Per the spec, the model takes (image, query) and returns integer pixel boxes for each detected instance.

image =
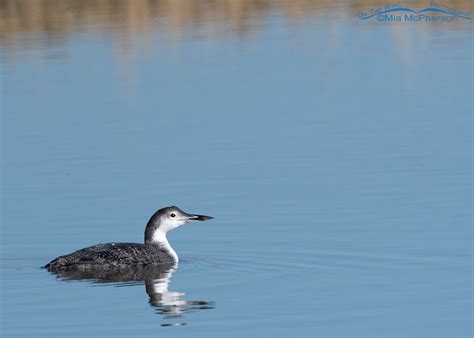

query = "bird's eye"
[170,213,176,218]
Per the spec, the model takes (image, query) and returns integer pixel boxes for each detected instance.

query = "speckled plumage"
[44,243,174,270]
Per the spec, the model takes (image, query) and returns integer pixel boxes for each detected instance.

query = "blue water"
[1,3,472,337]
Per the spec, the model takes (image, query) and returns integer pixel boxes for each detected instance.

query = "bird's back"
[44,243,174,271]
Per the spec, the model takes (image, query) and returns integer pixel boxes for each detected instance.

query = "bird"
[44,206,213,270]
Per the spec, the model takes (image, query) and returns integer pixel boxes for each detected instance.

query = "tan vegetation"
[1,0,470,53]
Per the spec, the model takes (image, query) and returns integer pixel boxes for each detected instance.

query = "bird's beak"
[187,214,214,221]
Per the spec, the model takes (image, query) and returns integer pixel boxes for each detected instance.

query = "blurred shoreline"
[1,0,471,51]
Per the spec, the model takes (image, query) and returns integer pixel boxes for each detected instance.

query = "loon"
[44,206,213,271]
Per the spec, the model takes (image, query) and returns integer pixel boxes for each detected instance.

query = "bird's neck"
[148,229,178,262]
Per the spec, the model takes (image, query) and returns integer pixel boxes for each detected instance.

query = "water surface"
[1,1,472,337]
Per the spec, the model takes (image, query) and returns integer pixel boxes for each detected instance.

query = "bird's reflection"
[48,264,214,326]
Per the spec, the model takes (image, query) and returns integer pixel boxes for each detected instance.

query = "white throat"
[151,229,179,262]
